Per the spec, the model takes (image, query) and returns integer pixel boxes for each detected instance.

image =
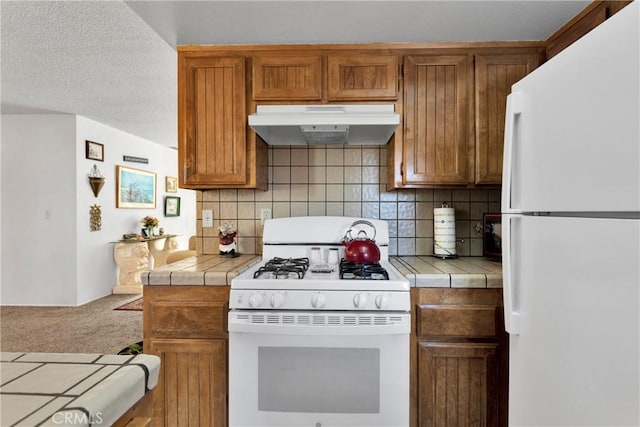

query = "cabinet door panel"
[404,55,471,185]
[252,55,322,100]
[419,342,498,427]
[475,54,540,184]
[180,56,246,186]
[328,55,398,100]
[149,338,227,427]
[147,300,227,339]
[417,304,498,339]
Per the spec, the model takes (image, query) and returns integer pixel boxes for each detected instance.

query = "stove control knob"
[311,293,326,309]
[353,293,368,308]
[270,293,285,308]
[249,293,264,308]
[375,294,389,309]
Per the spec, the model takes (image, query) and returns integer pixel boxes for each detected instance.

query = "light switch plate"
[203,209,214,228]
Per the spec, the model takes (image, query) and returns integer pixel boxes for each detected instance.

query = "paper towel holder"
[433,202,459,259]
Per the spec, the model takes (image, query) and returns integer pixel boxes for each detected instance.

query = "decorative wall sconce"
[90,204,102,231]
[88,164,105,197]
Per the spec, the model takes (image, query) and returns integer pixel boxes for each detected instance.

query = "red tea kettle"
[341,220,381,263]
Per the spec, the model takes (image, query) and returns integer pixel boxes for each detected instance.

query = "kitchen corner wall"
[196,146,500,256]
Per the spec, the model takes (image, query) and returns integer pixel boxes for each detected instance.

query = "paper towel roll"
[434,204,457,257]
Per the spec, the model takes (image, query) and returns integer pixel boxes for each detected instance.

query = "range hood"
[248,104,400,145]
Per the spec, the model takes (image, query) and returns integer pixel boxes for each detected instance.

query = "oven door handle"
[228,322,410,336]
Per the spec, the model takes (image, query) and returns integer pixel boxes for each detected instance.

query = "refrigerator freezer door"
[503,2,639,213]
[505,215,639,426]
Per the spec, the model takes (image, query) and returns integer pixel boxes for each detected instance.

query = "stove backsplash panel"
[195,146,500,256]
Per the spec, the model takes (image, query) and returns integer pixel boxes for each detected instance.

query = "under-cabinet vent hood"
[248,104,400,145]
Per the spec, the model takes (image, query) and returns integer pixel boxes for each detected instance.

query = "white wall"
[1,114,196,306]
[2,115,78,305]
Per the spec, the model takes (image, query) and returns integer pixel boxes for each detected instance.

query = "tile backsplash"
[196,146,500,256]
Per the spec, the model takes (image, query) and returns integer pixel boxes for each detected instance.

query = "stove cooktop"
[232,257,409,292]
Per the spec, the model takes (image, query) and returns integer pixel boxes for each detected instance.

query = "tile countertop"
[390,256,503,288]
[141,254,501,288]
[142,254,261,286]
[0,352,160,427]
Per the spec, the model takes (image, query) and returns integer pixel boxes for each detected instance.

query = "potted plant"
[141,216,159,237]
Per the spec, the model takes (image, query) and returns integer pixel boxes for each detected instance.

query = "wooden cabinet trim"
[178,41,546,53]
[544,1,633,59]
[546,2,607,59]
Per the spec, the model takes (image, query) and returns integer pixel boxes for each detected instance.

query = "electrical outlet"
[203,210,214,228]
[260,208,272,225]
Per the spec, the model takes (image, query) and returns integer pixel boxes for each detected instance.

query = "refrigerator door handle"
[502,214,521,335]
[502,92,524,214]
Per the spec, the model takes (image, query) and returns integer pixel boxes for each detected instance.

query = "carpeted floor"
[0,294,143,354]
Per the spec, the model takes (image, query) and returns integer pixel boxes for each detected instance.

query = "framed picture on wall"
[85,140,104,161]
[116,165,156,209]
[165,176,178,193]
[164,196,181,217]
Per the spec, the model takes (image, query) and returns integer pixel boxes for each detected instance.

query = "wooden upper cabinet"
[545,2,607,59]
[252,55,322,100]
[545,1,631,59]
[179,55,248,187]
[475,53,540,185]
[327,54,398,100]
[403,54,472,185]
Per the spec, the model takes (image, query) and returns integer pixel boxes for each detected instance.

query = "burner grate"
[253,257,310,279]
[339,260,389,280]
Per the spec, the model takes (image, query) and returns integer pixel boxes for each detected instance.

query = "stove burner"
[253,257,310,279]
[339,260,389,280]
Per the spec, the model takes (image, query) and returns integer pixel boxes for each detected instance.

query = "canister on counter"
[433,202,458,259]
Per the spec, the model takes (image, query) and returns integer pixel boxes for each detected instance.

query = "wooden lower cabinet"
[144,286,229,426]
[412,288,508,427]
[147,338,227,427]
[419,342,498,427]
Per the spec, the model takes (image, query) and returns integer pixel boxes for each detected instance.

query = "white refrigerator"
[501,1,639,426]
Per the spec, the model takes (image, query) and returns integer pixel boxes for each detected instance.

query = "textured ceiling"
[1,1,178,147]
[1,1,590,148]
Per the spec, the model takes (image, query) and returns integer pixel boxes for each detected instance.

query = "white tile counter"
[0,352,160,427]
[391,256,502,288]
[142,254,261,286]
[142,254,501,288]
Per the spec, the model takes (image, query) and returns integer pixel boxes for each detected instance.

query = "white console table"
[112,235,178,294]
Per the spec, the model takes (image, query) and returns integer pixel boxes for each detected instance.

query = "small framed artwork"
[116,165,157,209]
[164,196,181,217]
[165,176,178,193]
[85,140,104,161]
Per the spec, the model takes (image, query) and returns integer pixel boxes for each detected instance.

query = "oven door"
[228,310,410,427]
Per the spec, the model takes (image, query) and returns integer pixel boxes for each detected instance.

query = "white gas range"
[228,216,410,427]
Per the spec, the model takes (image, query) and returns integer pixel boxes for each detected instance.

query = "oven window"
[258,347,380,414]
